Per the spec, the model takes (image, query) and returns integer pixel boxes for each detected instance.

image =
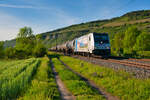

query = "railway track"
[58,58,118,100]
[107,59,150,70]
[71,55,150,78]
[109,56,150,63]
[81,55,150,70]
[72,55,150,70]
[129,58,150,62]
[94,56,150,70]
[51,52,150,78]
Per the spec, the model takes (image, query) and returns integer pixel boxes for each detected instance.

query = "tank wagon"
[50,32,111,57]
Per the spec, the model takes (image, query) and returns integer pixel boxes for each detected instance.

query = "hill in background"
[39,10,150,47]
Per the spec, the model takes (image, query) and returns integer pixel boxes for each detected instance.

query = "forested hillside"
[4,10,150,58]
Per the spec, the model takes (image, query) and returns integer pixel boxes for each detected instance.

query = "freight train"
[50,32,111,57]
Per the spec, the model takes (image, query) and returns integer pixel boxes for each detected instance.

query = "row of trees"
[0,27,47,59]
[112,26,150,57]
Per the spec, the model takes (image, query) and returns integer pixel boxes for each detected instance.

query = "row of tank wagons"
[52,40,74,53]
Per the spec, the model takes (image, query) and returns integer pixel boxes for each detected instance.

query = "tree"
[33,35,47,57]
[114,32,125,56]
[16,26,35,47]
[33,43,47,57]
[1,27,47,59]
[134,32,150,51]
[36,34,42,41]
[4,47,16,59]
[17,26,33,38]
[15,27,36,57]
[123,26,141,55]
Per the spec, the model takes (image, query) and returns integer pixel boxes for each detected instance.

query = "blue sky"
[0,0,150,41]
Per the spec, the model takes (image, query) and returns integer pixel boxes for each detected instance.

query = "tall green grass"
[52,58,105,100]
[17,57,61,100]
[0,58,36,86]
[60,56,150,100]
[0,59,31,74]
[0,59,40,100]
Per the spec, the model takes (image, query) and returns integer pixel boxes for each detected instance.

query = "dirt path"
[50,59,75,100]
[58,58,119,100]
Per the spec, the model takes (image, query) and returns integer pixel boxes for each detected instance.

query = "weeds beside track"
[59,55,150,100]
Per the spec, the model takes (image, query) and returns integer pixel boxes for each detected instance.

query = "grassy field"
[18,57,61,100]
[0,57,61,100]
[52,58,105,100]
[59,55,150,100]
[0,58,40,100]
[1,52,150,100]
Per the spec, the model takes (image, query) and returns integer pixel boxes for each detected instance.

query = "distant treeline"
[111,26,150,58]
[0,27,47,59]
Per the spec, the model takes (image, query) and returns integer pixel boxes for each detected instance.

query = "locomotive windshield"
[94,34,109,43]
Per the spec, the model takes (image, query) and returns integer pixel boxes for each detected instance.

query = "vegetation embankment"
[18,57,61,100]
[52,57,106,100]
[58,54,150,100]
[0,58,40,100]
[112,26,150,58]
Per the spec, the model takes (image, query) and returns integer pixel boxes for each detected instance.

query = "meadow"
[0,58,40,100]
[1,52,150,100]
[18,57,61,100]
[0,57,60,100]
[52,58,105,100]
[60,55,150,100]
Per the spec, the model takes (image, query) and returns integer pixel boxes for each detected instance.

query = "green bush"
[4,47,16,59]
[123,26,140,55]
[134,32,150,51]
[33,43,47,57]
[112,26,150,58]
[137,51,150,58]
